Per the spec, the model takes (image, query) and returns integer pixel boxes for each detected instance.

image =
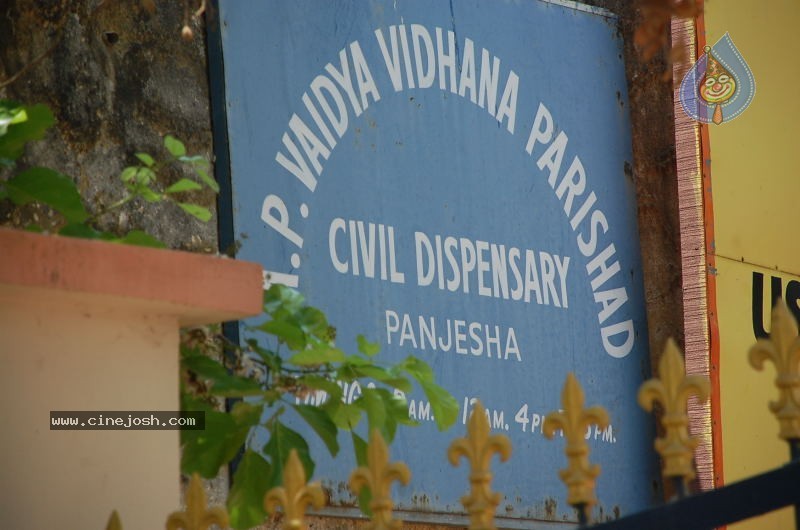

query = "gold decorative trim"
[349,429,411,530]
[639,339,710,484]
[749,300,800,440]
[448,401,512,530]
[543,373,609,514]
[165,473,229,530]
[105,510,122,530]
[264,449,326,530]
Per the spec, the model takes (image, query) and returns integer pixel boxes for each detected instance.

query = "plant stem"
[86,194,134,224]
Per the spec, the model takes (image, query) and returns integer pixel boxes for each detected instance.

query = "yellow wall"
[704,2,800,528]
[706,0,800,272]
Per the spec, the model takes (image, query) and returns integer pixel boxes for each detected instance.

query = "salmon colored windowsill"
[0,227,263,325]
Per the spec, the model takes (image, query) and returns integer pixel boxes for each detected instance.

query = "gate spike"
[448,400,512,530]
[165,473,229,530]
[544,373,609,524]
[264,449,325,530]
[349,429,411,530]
[105,510,122,530]
[749,300,800,441]
[638,339,710,485]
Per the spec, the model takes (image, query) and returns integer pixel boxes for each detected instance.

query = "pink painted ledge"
[0,227,263,325]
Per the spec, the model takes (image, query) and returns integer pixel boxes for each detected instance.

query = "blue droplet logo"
[680,33,755,124]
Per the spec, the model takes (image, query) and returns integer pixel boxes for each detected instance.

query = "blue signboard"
[218,0,657,524]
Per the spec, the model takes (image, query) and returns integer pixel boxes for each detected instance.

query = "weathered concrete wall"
[0,0,216,251]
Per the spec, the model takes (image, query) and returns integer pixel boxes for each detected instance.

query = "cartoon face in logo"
[697,49,737,124]
[679,34,755,125]
[700,72,736,104]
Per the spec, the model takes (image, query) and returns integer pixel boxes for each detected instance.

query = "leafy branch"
[181,284,458,529]
[0,100,216,247]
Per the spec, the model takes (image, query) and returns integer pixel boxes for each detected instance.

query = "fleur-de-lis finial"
[749,300,800,440]
[264,449,326,530]
[543,373,609,521]
[105,510,122,530]
[448,401,512,530]
[349,429,411,530]
[638,338,710,484]
[165,473,230,530]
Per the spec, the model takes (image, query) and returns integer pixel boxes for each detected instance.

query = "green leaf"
[263,284,305,315]
[164,134,187,157]
[114,230,167,248]
[263,420,314,490]
[421,380,458,430]
[0,103,26,136]
[292,404,340,456]
[354,388,387,436]
[135,152,155,167]
[336,363,361,383]
[246,339,282,372]
[357,335,381,357]
[165,178,202,194]
[343,354,370,366]
[256,318,306,350]
[352,431,368,466]
[299,375,343,402]
[135,167,157,185]
[178,154,207,165]
[120,166,138,182]
[6,167,88,223]
[347,364,412,394]
[384,390,416,430]
[288,345,346,366]
[359,388,412,442]
[180,413,233,476]
[227,450,271,530]
[182,352,263,397]
[400,357,458,431]
[177,202,212,222]
[323,399,362,430]
[297,307,330,337]
[0,103,54,161]
[180,401,259,478]
[351,432,372,515]
[9,110,27,125]
[137,185,162,203]
[398,356,434,382]
[195,167,220,192]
